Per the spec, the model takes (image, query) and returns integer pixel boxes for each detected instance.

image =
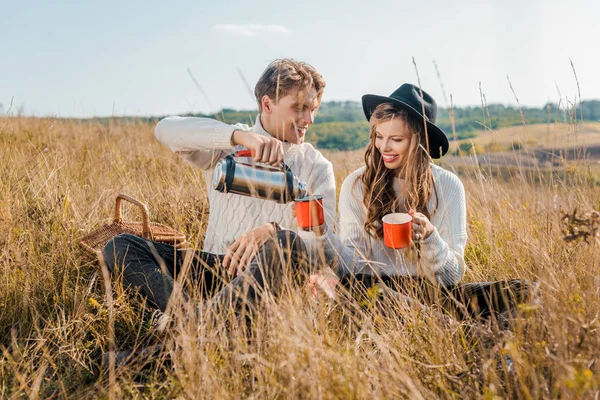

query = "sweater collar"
[255,114,297,154]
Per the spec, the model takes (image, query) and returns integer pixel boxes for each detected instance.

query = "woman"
[339,83,465,287]
[312,83,532,322]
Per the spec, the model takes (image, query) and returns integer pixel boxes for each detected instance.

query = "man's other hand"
[223,223,277,277]
[232,130,284,167]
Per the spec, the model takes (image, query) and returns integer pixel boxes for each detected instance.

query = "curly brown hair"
[254,59,326,112]
[360,103,438,239]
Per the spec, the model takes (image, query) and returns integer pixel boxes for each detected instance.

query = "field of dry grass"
[451,121,600,154]
[476,122,600,147]
[1,116,599,398]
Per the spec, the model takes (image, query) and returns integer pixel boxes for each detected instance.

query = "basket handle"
[114,194,152,239]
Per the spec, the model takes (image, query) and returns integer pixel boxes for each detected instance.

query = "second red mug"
[295,195,325,229]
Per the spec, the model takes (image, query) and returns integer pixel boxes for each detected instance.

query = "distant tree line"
[95,100,600,151]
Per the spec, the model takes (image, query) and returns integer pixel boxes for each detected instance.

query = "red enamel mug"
[295,195,325,229]
[382,213,413,249]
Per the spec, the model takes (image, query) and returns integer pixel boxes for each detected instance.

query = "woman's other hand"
[308,269,339,302]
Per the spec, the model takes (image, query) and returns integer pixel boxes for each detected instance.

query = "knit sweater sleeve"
[306,156,336,229]
[295,155,340,269]
[154,116,248,170]
[419,170,468,286]
[296,166,366,279]
[335,169,372,277]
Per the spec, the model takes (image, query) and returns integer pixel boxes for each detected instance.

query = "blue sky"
[1,0,598,117]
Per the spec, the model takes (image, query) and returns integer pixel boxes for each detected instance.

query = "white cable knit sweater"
[154,114,337,255]
[336,165,468,286]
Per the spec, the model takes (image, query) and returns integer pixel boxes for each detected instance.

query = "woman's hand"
[223,223,276,277]
[291,203,327,237]
[308,269,339,302]
[408,209,434,241]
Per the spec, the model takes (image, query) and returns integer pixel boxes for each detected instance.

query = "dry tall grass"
[1,116,599,398]
[460,121,600,150]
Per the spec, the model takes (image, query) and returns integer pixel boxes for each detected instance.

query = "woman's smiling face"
[374,117,413,174]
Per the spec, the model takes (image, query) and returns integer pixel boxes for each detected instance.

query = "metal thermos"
[212,150,308,203]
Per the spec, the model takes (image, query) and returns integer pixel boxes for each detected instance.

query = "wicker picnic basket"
[80,194,187,256]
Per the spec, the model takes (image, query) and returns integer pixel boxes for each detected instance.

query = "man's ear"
[261,95,273,114]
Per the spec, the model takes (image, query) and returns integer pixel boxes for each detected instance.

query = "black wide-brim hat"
[362,83,449,158]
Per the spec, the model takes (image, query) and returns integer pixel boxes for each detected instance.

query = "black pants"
[102,231,308,315]
[340,273,536,323]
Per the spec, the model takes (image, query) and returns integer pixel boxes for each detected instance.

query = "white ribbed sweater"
[154,114,337,255]
[336,165,467,286]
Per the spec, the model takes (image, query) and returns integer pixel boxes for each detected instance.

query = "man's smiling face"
[263,88,320,144]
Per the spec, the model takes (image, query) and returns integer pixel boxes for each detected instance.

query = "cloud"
[214,24,290,37]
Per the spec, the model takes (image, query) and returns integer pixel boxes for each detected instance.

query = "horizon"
[4,97,598,121]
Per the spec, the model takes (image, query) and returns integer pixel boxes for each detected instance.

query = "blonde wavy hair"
[360,103,438,239]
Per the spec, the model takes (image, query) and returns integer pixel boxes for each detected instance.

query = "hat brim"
[362,94,449,159]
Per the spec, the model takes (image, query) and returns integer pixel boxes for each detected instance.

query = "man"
[103,59,336,323]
